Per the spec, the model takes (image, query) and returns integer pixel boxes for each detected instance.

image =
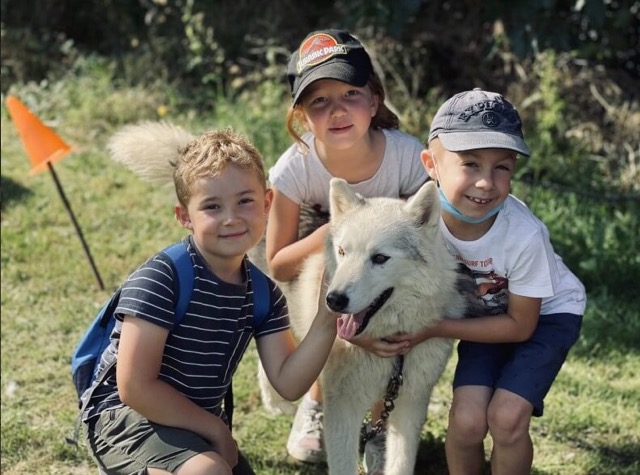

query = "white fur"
[260,178,466,474]
[107,121,194,188]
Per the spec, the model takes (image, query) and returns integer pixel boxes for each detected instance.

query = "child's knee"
[487,399,531,444]
[176,452,233,475]
[448,401,488,441]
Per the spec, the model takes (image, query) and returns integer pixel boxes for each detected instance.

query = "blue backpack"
[70,241,270,410]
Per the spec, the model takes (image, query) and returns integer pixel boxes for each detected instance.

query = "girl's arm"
[266,188,329,282]
[350,294,542,356]
[117,316,237,467]
[256,308,337,401]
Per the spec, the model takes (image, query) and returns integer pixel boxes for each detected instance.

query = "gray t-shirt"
[269,129,428,211]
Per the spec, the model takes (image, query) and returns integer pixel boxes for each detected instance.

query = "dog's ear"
[329,178,365,218]
[405,181,441,227]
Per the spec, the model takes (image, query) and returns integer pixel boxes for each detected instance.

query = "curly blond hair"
[173,128,266,207]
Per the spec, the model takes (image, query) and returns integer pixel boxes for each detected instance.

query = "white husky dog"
[107,122,474,475]
[258,177,468,475]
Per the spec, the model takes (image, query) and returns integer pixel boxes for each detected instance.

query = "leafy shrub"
[5,55,176,142]
[513,182,639,300]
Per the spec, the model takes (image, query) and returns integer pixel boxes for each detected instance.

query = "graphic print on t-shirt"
[459,264,509,315]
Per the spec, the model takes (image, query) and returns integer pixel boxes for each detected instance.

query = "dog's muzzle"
[330,287,394,338]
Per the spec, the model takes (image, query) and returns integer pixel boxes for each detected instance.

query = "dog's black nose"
[326,291,349,312]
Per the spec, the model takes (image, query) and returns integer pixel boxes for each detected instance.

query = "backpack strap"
[161,241,194,328]
[226,261,271,432]
[69,241,195,446]
[248,261,270,327]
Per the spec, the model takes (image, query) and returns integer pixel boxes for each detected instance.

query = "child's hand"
[347,321,445,356]
[217,436,239,469]
[206,417,239,468]
[386,323,444,350]
[347,331,410,357]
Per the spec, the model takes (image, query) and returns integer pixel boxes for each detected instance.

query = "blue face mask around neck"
[437,187,503,224]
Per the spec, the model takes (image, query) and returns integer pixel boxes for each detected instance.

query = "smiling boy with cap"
[420,88,585,474]
[358,88,586,474]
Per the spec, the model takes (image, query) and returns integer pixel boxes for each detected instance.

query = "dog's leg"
[257,361,297,416]
[384,392,431,475]
[323,382,369,474]
[324,399,364,474]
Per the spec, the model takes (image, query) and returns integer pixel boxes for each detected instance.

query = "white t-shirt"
[268,129,428,212]
[440,195,586,316]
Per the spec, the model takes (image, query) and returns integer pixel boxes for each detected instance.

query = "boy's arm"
[117,315,237,467]
[256,308,337,401]
[350,294,541,355]
[416,294,541,343]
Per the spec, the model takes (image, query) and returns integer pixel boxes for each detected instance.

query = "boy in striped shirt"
[83,128,338,475]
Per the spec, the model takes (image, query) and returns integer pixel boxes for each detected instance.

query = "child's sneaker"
[363,428,386,475]
[286,394,326,463]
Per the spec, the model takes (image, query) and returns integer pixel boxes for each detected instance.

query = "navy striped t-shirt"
[82,236,290,423]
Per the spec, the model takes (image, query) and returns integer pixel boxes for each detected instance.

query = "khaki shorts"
[85,406,255,475]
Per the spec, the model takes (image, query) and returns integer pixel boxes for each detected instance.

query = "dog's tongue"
[337,311,366,340]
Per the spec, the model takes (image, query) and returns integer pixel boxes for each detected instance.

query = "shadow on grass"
[251,435,639,474]
[568,438,640,474]
[414,434,450,474]
[247,457,325,474]
[247,434,486,474]
[0,174,31,213]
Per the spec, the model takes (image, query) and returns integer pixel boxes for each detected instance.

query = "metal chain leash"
[360,355,404,445]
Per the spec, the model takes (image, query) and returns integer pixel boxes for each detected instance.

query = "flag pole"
[5,95,105,290]
[46,162,105,290]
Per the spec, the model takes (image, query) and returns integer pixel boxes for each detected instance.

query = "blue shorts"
[453,312,582,417]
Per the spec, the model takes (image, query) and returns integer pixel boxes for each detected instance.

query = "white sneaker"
[363,428,386,475]
[286,395,326,463]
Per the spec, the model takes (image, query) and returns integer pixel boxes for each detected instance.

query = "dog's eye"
[371,254,389,265]
[338,246,345,256]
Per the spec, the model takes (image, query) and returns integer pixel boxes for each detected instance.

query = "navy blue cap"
[428,88,530,156]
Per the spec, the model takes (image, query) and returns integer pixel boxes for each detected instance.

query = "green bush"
[513,182,639,300]
[4,55,176,142]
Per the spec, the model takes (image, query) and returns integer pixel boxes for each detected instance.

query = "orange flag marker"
[5,95,105,290]
[5,95,73,174]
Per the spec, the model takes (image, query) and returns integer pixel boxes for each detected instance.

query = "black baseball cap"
[428,88,531,156]
[287,29,374,105]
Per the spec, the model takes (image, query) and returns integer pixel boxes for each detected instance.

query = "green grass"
[2,74,639,474]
